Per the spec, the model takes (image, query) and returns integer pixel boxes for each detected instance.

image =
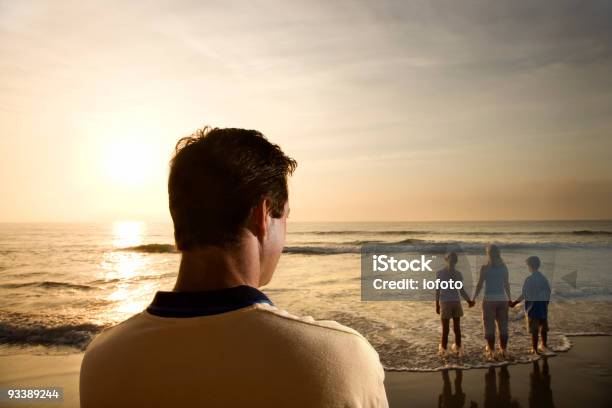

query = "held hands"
[467,300,475,308]
[508,300,516,308]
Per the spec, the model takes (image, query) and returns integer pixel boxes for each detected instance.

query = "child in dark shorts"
[510,256,552,354]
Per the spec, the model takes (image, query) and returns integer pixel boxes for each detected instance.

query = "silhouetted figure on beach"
[510,256,552,354]
[473,245,512,360]
[436,252,475,357]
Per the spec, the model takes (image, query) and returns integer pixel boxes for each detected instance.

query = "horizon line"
[1,218,611,224]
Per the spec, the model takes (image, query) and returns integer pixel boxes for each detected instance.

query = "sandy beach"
[0,351,81,408]
[0,336,609,407]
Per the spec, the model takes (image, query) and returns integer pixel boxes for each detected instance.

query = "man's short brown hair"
[168,127,297,250]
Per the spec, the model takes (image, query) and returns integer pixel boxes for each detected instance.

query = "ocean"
[1,220,611,371]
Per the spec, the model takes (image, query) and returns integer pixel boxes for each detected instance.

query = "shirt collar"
[146,285,273,318]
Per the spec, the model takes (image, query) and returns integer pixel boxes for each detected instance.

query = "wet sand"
[386,336,612,407]
[0,337,610,407]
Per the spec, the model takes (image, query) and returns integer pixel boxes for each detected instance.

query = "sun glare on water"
[112,220,144,248]
[99,220,156,322]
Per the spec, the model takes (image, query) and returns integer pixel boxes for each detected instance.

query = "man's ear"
[247,199,270,242]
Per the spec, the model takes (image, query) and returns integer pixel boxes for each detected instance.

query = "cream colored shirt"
[80,303,388,407]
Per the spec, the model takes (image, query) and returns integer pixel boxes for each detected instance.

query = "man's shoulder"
[251,305,384,375]
[84,304,382,378]
[248,304,381,360]
[84,312,146,352]
[86,304,372,350]
[81,305,387,407]
[252,303,366,339]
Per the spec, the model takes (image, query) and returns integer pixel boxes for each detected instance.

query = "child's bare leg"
[486,336,495,350]
[441,318,450,349]
[541,326,548,348]
[452,317,462,347]
[500,334,508,350]
[531,332,539,351]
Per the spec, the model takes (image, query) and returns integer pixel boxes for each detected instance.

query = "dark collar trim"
[146,285,273,318]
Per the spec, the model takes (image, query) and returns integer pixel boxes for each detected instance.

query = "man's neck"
[173,243,261,292]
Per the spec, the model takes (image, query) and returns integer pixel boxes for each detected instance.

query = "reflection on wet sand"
[438,369,470,408]
[484,366,520,408]
[529,359,555,408]
[438,358,555,408]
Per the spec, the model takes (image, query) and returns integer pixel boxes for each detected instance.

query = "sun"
[102,139,156,186]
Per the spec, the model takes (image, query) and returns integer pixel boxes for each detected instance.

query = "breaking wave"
[117,244,177,253]
[284,240,610,255]
[0,311,108,350]
[298,229,612,236]
[0,281,94,291]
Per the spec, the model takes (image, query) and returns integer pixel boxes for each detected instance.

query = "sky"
[1,0,611,222]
